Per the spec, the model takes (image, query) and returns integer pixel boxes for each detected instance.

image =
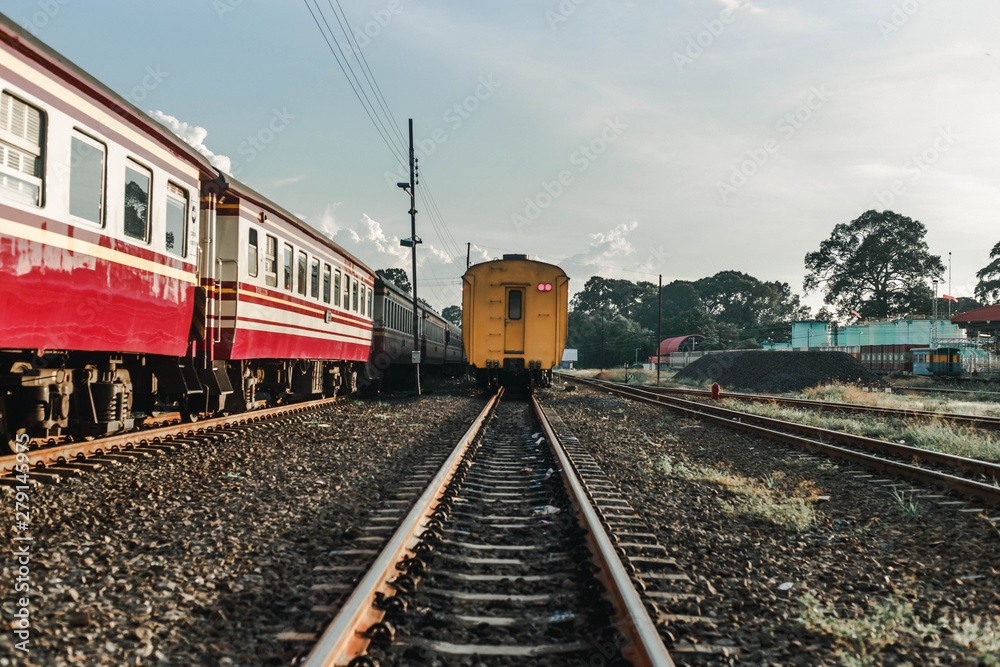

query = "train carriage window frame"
[322,263,331,304]
[368,287,373,318]
[123,159,152,243]
[310,257,320,299]
[283,243,293,291]
[164,182,188,257]
[68,130,105,225]
[297,251,307,296]
[508,289,523,320]
[343,274,351,311]
[0,91,45,207]
[264,234,277,287]
[246,227,258,276]
[334,269,341,307]
[352,281,359,313]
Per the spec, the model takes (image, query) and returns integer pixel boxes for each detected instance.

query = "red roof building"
[952,305,1000,330]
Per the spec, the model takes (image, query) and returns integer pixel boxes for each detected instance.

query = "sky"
[6,0,999,315]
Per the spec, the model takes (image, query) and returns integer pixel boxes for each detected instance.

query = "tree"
[569,277,655,319]
[975,242,1000,304]
[377,268,410,293]
[803,210,944,319]
[442,305,462,326]
[695,271,809,327]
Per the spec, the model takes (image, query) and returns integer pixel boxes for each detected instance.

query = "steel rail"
[569,377,1000,506]
[532,394,675,667]
[301,387,503,666]
[1,396,344,476]
[572,376,1000,481]
[557,373,1000,430]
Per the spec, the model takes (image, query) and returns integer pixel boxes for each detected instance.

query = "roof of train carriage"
[215,172,375,279]
[463,254,568,276]
[952,304,1000,329]
[0,12,217,177]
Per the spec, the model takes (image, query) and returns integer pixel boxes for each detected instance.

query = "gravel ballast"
[540,384,1000,665]
[0,387,485,666]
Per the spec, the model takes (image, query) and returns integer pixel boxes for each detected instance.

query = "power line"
[302,0,407,167]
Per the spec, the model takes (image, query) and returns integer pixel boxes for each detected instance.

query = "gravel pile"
[0,385,485,666]
[674,351,885,394]
[540,384,1000,665]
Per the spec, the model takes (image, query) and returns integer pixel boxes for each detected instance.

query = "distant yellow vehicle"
[462,254,569,387]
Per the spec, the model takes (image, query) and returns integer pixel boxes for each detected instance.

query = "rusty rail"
[1,397,343,477]
[567,376,1000,506]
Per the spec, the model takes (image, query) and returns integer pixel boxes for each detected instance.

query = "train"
[0,14,460,448]
[827,344,964,376]
[462,254,568,387]
[369,275,465,386]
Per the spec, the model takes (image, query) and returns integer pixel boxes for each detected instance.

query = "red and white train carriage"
[0,14,375,446]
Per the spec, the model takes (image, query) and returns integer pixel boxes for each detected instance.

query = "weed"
[797,590,1000,665]
[890,487,922,519]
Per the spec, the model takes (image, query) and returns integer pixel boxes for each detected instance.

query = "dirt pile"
[673,350,884,394]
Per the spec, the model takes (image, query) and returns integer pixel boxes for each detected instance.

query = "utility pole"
[657,275,661,387]
[466,242,471,270]
[397,119,421,395]
[601,307,605,371]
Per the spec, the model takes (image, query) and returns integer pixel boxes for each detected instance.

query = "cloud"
[716,0,764,14]
[149,110,232,173]
[274,174,306,187]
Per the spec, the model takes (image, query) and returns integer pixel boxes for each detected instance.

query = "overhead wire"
[304,0,465,307]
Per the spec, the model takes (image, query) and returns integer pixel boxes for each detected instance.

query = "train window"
[360,285,366,316]
[0,92,44,207]
[283,243,293,290]
[368,287,373,318]
[310,258,319,299]
[265,235,277,287]
[247,228,259,276]
[352,281,359,312]
[323,264,331,303]
[508,290,522,320]
[69,132,105,224]
[343,275,351,310]
[297,251,307,296]
[123,160,151,241]
[165,183,187,257]
[334,270,341,307]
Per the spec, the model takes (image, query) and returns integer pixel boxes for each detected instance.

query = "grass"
[799,383,1000,418]
[656,456,818,530]
[889,487,922,519]
[720,398,1000,463]
[797,591,1000,665]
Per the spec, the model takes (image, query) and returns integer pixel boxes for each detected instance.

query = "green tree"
[377,268,410,293]
[695,271,809,327]
[570,276,655,319]
[442,305,462,326]
[975,242,1000,304]
[803,210,944,319]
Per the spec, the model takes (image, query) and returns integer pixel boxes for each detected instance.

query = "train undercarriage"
[0,351,360,451]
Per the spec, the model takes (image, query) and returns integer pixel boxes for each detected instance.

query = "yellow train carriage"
[462,254,568,387]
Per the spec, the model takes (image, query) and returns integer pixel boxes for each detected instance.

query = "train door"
[504,287,525,354]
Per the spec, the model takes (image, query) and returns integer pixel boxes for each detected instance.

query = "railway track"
[297,388,703,666]
[0,397,345,485]
[579,377,1000,430]
[564,376,1000,510]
